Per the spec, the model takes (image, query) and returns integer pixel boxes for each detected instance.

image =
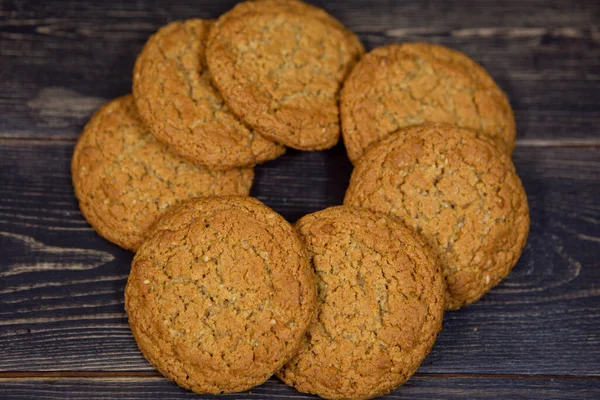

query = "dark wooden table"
[1,0,599,399]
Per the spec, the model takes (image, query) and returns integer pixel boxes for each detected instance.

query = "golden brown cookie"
[206,0,364,150]
[344,123,529,310]
[71,95,253,251]
[125,196,316,394]
[133,19,284,170]
[278,206,444,399]
[341,42,516,163]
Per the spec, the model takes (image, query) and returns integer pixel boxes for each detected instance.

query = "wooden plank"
[1,0,599,142]
[0,141,598,375]
[0,375,598,400]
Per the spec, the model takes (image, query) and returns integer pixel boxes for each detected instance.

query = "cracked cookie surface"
[216,0,364,58]
[341,42,516,163]
[133,19,284,170]
[344,124,529,310]
[206,0,364,150]
[277,206,444,399]
[71,95,253,251]
[125,196,316,394]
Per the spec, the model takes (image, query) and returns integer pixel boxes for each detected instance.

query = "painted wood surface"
[1,0,599,144]
[0,375,598,400]
[1,0,599,398]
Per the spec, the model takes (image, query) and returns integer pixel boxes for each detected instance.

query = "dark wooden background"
[1,0,599,399]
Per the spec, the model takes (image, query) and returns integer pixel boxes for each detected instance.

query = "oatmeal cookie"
[125,196,316,394]
[72,95,253,251]
[344,123,529,309]
[207,1,364,150]
[278,206,444,399]
[341,42,515,163]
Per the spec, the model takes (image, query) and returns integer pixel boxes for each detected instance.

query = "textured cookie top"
[125,196,316,394]
[71,95,253,251]
[341,42,516,163]
[278,206,444,399]
[207,0,364,150]
[344,124,529,310]
[217,0,364,57]
[133,19,284,170]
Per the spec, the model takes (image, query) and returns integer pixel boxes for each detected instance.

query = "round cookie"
[344,123,529,310]
[278,206,444,399]
[72,95,253,251]
[125,196,316,394]
[341,42,516,163]
[207,0,364,150]
[133,19,284,171]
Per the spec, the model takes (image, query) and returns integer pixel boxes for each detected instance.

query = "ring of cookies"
[72,1,529,398]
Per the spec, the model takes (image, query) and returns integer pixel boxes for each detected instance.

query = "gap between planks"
[0,137,599,149]
[0,371,599,380]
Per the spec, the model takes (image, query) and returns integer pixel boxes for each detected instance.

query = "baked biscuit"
[125,196,316,394]
[344,123,529,310]
[71,95,253,251]
[207,0,364,150]
[341,42,516,163]
[278,206,444,399]
[133,19,284,170]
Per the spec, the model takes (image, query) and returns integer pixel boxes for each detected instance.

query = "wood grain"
[1,375,598,400]
[1,1,600,397]
[0,0,599,143]
[0,141,598,375]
